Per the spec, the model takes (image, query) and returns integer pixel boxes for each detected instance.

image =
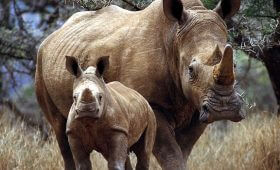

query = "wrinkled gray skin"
[65,56,156,170]
[199,83,243,123]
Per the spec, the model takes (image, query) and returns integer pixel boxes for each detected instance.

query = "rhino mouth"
[199,87,246,123]
[75,109,100,119]
[199,103,245,123]
[75,103,101,119]
[199,105,210,123]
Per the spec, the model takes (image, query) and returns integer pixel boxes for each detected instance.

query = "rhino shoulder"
[107,81,131,94]
[107,81,127,95]
[64,11,95,25]
[107,81,124,87]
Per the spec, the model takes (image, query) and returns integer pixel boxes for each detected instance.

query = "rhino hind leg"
[152,110,186,170]
[35,76,75,170]
[131,129,149,170]
[131,116,156,170]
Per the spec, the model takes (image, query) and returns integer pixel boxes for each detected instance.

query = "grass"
[189,112,280,170]
[0,110,280,170]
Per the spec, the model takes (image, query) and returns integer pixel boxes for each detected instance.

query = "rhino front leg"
[176,113,207,162]
[67,133,91,170]
[106,132,128,170]
[35,78,75,170]
[152,110,186,170]
[54,118,76,170]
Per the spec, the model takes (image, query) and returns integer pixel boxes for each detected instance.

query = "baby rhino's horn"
[81,88,95,103]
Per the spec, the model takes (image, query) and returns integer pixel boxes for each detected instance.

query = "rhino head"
[181,45,245,123]
[163,0,244,123]
[65,55,109,120]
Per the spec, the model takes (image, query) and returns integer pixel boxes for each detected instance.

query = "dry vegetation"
[0,110,280,170]
[188,112,280,170]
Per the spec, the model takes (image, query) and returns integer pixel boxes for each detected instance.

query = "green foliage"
[201,0,219,9]
[20,85,34,99]
[241,0,278,35]
[13,84,41,115]
[74,0,111,10]
[243,0,275,17]
[134,0,153,8]
[75,0,152,10]
[235,50,277,111]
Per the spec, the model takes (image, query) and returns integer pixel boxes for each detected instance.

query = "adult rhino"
[35,0,244,169]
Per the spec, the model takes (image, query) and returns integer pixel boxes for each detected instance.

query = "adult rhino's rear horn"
[213,44,235,86]
[81,88,95,103]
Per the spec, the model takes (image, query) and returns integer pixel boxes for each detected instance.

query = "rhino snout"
[199,90,246,123]
[230,108,246,122]
[199,104,210,123]
[74,102,100,119]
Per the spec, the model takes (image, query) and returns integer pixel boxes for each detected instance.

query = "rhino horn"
[81,88,95,103]
[213,44,234,85]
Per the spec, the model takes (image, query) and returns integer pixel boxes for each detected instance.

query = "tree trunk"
[263,46,280,115]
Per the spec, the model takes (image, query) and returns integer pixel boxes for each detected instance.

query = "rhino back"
[39,1,171,117]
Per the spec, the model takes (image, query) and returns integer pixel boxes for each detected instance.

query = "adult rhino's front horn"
[213,45,235,86]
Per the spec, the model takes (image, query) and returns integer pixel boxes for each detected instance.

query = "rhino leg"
[130,130,149,169]
[131,110,156,170]
[67,134,91,170]
[35,78,75,170]
[176,113,207,162]
[152,110,185,170]
[46,110,76,170]
[53,116,76,170]
[106,132,128,170]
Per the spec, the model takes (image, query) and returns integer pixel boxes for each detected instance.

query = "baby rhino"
[65,56,156,170]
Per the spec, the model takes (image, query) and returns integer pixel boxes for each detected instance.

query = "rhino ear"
[65,56,82,77]
[214,0,241,19]
[96,56,109,77]
[163,0,189,24]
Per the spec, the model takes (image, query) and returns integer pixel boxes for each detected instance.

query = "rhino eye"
[188,64,197,82]
[188,65,195,78]
[188,65,194,74]
[73,94,78,102]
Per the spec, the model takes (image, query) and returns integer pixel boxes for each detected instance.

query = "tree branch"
[246,14,278,19]
[0,52,33,61]
[227,19,266,61]
[122,0,142,10]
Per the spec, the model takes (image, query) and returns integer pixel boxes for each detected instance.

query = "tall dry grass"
[0,111,279,170]
[189,112,280,170]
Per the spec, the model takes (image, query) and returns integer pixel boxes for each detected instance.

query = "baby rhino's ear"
[65,56,82,77]
[96,56,109,77]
